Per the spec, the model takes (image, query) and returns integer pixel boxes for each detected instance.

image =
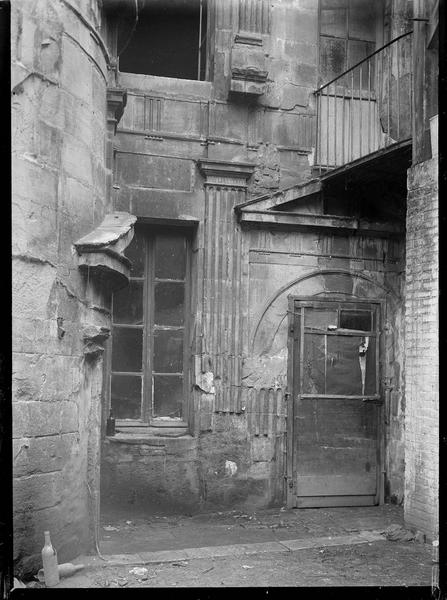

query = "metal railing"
[314,31,413,174]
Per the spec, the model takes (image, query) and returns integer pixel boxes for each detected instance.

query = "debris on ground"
[202,566,214,574]
[241,565,254,569]
[172,561,188,567]
[129,567,148,578]
[26,581,44,589]
[271,520,288,529]
[103,525,119,532]
[37,562,85,582]
[384,524,415,542]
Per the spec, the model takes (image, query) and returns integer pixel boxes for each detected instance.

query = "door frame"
[286,294,386,508]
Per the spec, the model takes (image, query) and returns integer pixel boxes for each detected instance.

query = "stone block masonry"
[404,156,438,540]
[12,0,110,577]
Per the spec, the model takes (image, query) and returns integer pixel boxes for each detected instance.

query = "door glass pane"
[304,308,338,330]
[112,327,143,372]
[111,374,142,419]
[154,234,186,280]
[364,338,377,395]
[153,329,183,373]
[326,335,374,395]
[339,309,372,331]
[113,280,144,325]
[125,229,145,277]
[303,334,326,394]
[153,375,183,418]
[154,282,185,326]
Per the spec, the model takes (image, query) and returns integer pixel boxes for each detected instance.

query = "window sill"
[117,72,212,99]
[106,426,192,444]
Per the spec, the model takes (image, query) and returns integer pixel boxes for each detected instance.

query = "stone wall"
[243,228,406,505]
[101,434,200,512]
[12,0,110,576]
[101,0,407,514]
[404,156,439,539]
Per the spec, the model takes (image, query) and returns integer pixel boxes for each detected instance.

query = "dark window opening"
[110,226,190,424]
[118,0,207,81]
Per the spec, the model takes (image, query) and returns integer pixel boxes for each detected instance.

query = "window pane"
[153,375,183,418]
[111,374,142,419]
[154,234,186,280]
[154,282,185,326]
[321,8,347,38]
[153,329,184,373]
[303,333,326,394]
[339,310,372,331]
[320,36,347,82]
[125,229,145,277]
[112,327,143,372]
[347,39,375,75]
[113,280,144,325]
[304,308,338,330]
[348,0,377,42]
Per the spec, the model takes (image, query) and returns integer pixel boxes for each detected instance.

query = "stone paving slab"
[76,530,386,569]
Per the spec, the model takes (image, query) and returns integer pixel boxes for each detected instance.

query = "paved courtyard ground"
[21,504,438,591]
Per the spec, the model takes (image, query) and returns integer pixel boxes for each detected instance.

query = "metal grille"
[314,31,413,173]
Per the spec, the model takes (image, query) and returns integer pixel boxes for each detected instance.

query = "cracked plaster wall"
[12,0,110,577]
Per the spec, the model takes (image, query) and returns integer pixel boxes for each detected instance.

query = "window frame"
[318,0,383,86]
[107,226,192,428]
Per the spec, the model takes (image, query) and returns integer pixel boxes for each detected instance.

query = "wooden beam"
[238,210,403,235]
[236,179,322,211]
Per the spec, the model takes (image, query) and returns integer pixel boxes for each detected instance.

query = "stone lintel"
[198,159,255,188]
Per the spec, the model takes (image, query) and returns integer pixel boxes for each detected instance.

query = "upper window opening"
[118,0,207,81]
[319,0,381,84]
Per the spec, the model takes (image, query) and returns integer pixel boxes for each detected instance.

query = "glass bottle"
[41,531,59,587]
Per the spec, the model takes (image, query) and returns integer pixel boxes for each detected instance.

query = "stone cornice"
[198,159,255,188]
[107,87,128,132]
[74,212,137,290]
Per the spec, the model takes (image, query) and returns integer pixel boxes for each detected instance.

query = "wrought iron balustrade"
[314,31,413,174]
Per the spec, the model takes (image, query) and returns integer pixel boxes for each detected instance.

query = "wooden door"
[287,298,383,508]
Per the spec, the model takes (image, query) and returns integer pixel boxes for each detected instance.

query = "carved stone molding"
[82,325,111,360]
[74,212,137,290]
[198,159,254,188]
[229,37,268,98]
[106,87,127,133]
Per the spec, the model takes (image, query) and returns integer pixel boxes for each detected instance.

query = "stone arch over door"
[251,269,399,360]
